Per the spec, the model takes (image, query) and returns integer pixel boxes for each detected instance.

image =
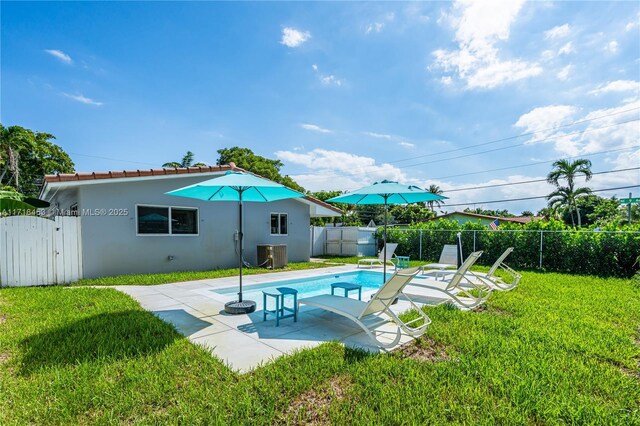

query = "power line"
[445,167,640,193]
[291,120,639,185]
[445,185,640,207]
[432,146,638,180]
[387,106,640,164]
[399,118,639,170]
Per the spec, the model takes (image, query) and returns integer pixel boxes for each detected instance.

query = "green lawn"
[1,271,639,424]
[74,261,336,286]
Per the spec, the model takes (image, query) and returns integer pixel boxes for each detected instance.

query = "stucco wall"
[67,175,310,278]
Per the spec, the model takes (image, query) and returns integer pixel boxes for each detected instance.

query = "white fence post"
[419,229,423,260]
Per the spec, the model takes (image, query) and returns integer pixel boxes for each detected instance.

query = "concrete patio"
[116,265,447,372]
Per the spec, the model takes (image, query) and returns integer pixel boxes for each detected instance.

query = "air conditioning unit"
[257,244,288,269]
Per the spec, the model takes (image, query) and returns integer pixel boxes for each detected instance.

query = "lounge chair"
[357,243,398,269]
[421,244,458,279]
[471,247,521,291]
[407,251,492,309]
[298,267,430,349]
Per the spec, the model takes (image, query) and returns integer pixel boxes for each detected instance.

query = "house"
[428,211,547,226]
[39,165,341,279]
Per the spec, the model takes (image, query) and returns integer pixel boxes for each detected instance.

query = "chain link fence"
[382,228,640,277]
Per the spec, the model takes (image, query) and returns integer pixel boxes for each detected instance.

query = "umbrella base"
[224,300,257,315]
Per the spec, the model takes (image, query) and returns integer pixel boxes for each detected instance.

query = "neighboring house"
[428,211,547,226]
[39,165,341,279]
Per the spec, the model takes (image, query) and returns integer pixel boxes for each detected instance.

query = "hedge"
[379,219,640,278]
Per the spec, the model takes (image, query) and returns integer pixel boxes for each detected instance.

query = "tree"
[426,184,445,211]
[309,190,359,226]
[566,195,620,226]
[0,124,74,197]
[464,207,515,217]
[546,159,593,227]
[356,204,386,226]
[521,210,534,216]
[216,147,305,193]
[389,204,435,224]
[162,151,207,168]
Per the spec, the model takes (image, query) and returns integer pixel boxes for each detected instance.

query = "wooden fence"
[0,216,82,287]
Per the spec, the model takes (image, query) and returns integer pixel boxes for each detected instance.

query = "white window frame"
[136,204,199,236]
[270,212,288,236]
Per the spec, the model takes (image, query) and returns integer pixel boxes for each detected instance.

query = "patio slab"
[115,264,438,372]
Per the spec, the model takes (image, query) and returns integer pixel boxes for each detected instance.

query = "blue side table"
[331,282,362,300]
[263,287,298,326]
[394,256,410,270]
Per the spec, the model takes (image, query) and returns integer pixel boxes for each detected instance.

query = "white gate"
[324,227,377,256]
[0,216,82,287]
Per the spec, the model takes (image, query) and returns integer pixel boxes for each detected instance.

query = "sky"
[2,1,639,214]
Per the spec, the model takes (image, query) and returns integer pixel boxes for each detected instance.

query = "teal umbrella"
[166,171,305,314]
[327,180,447,281]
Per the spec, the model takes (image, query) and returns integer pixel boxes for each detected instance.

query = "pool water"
[213,270,386,301]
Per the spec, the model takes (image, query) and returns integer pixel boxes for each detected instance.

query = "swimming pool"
[213,270,386,301]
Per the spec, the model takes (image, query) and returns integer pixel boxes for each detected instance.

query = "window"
[270,213,288,235]
[171,208,198,234]
[137,205,198,235]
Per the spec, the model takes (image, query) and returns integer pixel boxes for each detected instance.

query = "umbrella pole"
[238,193,243,302]
[224,189,256,314]
[383,197,388,283]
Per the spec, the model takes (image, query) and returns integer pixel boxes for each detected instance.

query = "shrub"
[380,219,640,278]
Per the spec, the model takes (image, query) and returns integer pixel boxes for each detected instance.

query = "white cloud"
[556,64,573,81]
[320,74,344,87]
[589,80,640,96]
[626,21,638,32]
[558,41,575,55]
[280,27,311,48]
[514,100,640,157]
[363,131,418,149]
[300,123,332,133]
[62,93,103,106]
[363,132,393,140]
[605,40,619,53]
[544,24,571,39]
[44,49,72,64]
[366,22,384,34]
[275,149,412,191]
[540,50,555,61]
[431,0,542,89]
[441,76,454,85]
[312,64,345,87]
[515,105,578,139]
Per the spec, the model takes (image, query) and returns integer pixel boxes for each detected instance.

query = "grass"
[74,261,336,286]
[1,271,639,424]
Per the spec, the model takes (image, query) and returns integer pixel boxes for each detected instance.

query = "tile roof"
[43,165,342,214]
[44,165,233,182]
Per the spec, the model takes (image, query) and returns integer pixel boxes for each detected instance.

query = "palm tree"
[162,151,207,168]
[546,159,593,227]
[426,184,445,212]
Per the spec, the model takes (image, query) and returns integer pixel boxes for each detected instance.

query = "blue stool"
[263,287,298,326]
[394,256,410,270]
[331,282,362,300]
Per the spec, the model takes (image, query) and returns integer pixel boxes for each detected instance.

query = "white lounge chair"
[471,247,521,291]
[357,243,399,269]
[407,251,492,309]
[298,267,430,349]
[422,244,458,279]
